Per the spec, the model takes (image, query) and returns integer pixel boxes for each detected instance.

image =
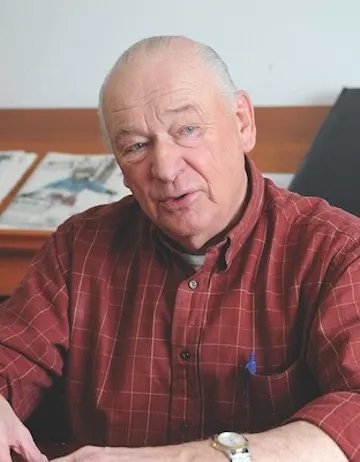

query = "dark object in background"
[289,88,360,218]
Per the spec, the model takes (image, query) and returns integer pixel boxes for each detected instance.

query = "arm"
[0,226,71,419]
[246,421,347,461]
[46,424,347,462]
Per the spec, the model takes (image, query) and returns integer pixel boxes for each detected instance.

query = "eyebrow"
[164,104,199,115]
[114,104,201,142]
[115,125,139,135]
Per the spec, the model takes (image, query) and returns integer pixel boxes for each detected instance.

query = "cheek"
[121,164,151,197]
[189,141,230,180]
[191,141,244,198]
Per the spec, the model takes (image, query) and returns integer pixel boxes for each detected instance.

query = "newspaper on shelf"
[0,150,38,203]
[0,152,131,231]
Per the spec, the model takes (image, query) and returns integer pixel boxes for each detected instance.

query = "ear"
[234,91,256,153]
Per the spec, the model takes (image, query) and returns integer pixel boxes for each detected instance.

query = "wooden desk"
[0,107,329,297]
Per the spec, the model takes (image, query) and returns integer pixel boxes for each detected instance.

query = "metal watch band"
[231,451,252,461]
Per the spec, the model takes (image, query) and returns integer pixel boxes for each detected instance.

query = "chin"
[163,221,210,245]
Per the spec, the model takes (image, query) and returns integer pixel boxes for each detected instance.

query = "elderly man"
[0,36,358,462]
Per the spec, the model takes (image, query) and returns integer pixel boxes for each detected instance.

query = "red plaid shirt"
[1,157,360,460]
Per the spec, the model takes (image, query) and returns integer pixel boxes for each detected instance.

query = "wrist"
[177,440,228,462]
[211,432,251,461]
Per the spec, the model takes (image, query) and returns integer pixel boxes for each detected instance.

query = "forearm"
[246,420,347,462]
[54,422,348,461]
[175,421,347,462]
[0,233,70,418]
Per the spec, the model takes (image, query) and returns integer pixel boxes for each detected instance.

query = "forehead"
[103,57,219,127]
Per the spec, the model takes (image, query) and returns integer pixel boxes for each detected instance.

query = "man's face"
[103,53,256,251]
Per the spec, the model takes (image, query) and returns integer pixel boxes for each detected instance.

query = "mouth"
[173,193,188,200]
[160,191,199,210]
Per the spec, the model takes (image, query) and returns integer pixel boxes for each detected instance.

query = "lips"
[165,193,188,201]
[159,191,200,210]
[160,190,193,200]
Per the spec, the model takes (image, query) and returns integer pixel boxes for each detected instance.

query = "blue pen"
[244,351,256,375]
[242,352,256,396]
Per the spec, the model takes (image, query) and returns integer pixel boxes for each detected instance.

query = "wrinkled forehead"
[102,55,217,120]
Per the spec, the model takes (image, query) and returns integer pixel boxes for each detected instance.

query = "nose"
[150,136,184,182]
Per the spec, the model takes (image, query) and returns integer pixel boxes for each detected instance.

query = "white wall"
[1,0,359,108]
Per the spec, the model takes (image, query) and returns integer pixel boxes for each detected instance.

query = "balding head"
[98,36,237,147]
[97,35,256,251]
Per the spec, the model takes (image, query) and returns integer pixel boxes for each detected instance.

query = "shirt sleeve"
[0,224,71,420]
[286,241,360,461]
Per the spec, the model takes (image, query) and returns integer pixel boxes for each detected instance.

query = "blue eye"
[183,125,196,135]
[125,142,147,154]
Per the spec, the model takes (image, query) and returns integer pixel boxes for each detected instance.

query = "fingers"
[0,395,47,462]
[11,425,48,462]
[0,442,13,462]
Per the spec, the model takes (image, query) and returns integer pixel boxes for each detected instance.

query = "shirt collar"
[223,155,265,269]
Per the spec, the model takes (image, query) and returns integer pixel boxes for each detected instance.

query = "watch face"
[217,432,247,449]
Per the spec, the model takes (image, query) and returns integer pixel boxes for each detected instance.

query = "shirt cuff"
[285,391,360,461]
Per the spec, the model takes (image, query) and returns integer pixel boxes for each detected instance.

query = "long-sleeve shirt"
[1,157,360,460]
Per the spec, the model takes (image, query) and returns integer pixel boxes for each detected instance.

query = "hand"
[0,395,48,462]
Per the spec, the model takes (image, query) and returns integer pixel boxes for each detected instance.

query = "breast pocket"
[245,359,320,433]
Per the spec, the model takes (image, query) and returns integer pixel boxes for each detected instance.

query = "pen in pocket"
[242,351,256,396]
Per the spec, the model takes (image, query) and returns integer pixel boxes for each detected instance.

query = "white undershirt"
[181,253,206,271]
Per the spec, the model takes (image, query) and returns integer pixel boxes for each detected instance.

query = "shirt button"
[188,279,198,290]
[179,421,189,433]
[180,350,191,360]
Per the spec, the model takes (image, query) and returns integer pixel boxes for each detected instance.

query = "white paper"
[262,172,294,189]
[0,152,131,230]
[0,151,38,203]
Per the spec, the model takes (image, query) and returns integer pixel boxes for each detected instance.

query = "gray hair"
[98,36,237,149]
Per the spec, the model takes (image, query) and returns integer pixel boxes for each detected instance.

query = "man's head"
[99,36,256,252]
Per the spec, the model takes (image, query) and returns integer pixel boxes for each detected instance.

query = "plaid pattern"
[1,157,360,460]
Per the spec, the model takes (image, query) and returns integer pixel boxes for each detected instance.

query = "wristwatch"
[211,432,251,461]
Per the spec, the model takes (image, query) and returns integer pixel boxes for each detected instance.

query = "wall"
[0,0,359,108]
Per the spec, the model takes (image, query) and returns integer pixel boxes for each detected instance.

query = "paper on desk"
[262,172,294,189]
[0,151,131,230]
[0,151,38,203]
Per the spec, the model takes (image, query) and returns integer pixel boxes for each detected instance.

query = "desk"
[0,107,329,297]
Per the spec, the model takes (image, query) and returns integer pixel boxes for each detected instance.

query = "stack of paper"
[0,152,131,230]
[0,151,38,203]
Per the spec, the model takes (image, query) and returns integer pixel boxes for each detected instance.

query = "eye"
[124,142,148,154]
[181,125,198,136]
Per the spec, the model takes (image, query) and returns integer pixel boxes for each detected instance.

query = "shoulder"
[262,181,360,269]
[53,195,150,249]
[65,194,138,225]
[264,180,360,241]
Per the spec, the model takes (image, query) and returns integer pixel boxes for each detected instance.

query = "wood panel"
[0,107,330,296]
